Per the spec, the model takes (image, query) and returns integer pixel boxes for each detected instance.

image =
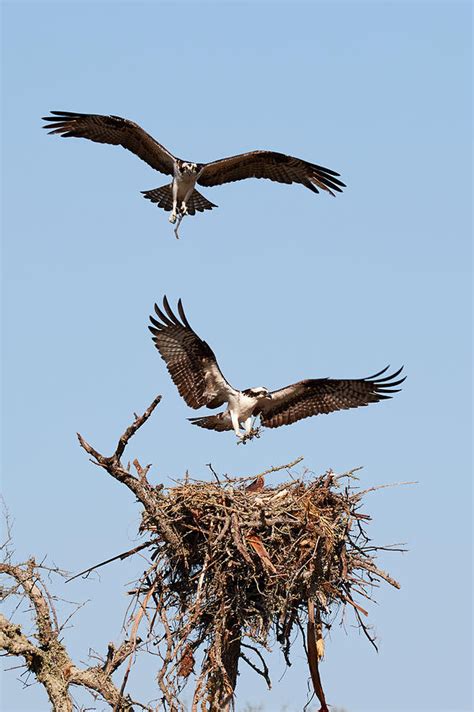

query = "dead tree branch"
[77,395,185,553]
[0,559,150,711]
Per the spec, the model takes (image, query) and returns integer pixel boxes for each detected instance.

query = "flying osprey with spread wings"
[149,297,405,442]
[42,111,345,238]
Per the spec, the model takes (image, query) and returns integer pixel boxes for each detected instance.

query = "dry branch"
[0,559,150,711]
[77,395,185,553]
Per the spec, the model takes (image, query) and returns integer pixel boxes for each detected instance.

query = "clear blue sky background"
[1,2,472,711]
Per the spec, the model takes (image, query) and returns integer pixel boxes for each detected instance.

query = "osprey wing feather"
[197,151,346,196]
[42,111,176,176]
[258,367,405,429]
[149,297,231,410]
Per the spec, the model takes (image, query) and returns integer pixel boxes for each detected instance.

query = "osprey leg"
[243,417,253,436]
[180,184,195,216]
[231,412,244,439]
[169,180,179,224]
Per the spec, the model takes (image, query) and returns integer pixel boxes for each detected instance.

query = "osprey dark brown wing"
[258,367,405,429]
[197,150,345,196]
[149,297,231,410]
[42,111,176,176]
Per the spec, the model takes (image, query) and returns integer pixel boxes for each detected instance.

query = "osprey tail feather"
[188,413,233,432]
[141,185,217,215]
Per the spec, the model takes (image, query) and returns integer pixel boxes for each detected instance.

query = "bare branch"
[1,560,148,711]
[227,456,305,485]
[0,560,57,646]
[115,396,162,462]
[240,643,271,689]
[77,396,184,553]
[0,613,38,658]
[66,541,157,583]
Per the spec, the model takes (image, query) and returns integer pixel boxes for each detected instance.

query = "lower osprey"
[149,298,405,442]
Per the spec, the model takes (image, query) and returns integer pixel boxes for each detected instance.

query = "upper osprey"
[42,111,346,238]
[149,297,405,443]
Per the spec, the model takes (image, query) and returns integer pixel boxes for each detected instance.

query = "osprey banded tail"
[149,298,405,442]
[42,111,345,238]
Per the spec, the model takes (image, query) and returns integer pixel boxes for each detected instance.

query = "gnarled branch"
[0,559,148,711]
[77,396,184,553]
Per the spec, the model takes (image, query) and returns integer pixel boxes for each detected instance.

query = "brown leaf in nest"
[246,475,265,493]
[246,533,277,573]
[189,508,201,522]
[178,644,195,678]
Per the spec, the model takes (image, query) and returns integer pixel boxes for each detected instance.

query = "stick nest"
[135,467,400,711]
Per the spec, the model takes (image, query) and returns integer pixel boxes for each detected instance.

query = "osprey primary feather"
[149,297,405,443]
[42,111,345,238]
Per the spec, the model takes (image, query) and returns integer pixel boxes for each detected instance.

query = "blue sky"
[1,1,472,711]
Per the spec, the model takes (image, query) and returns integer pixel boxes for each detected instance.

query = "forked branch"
[77,396,183,552]
[0,559,149,711]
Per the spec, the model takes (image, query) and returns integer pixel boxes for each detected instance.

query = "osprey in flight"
[42,111,345,238]
[149,298,405,442]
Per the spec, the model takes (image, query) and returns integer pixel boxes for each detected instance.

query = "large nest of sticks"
[77,399,403,711]
[134,462,400,711]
